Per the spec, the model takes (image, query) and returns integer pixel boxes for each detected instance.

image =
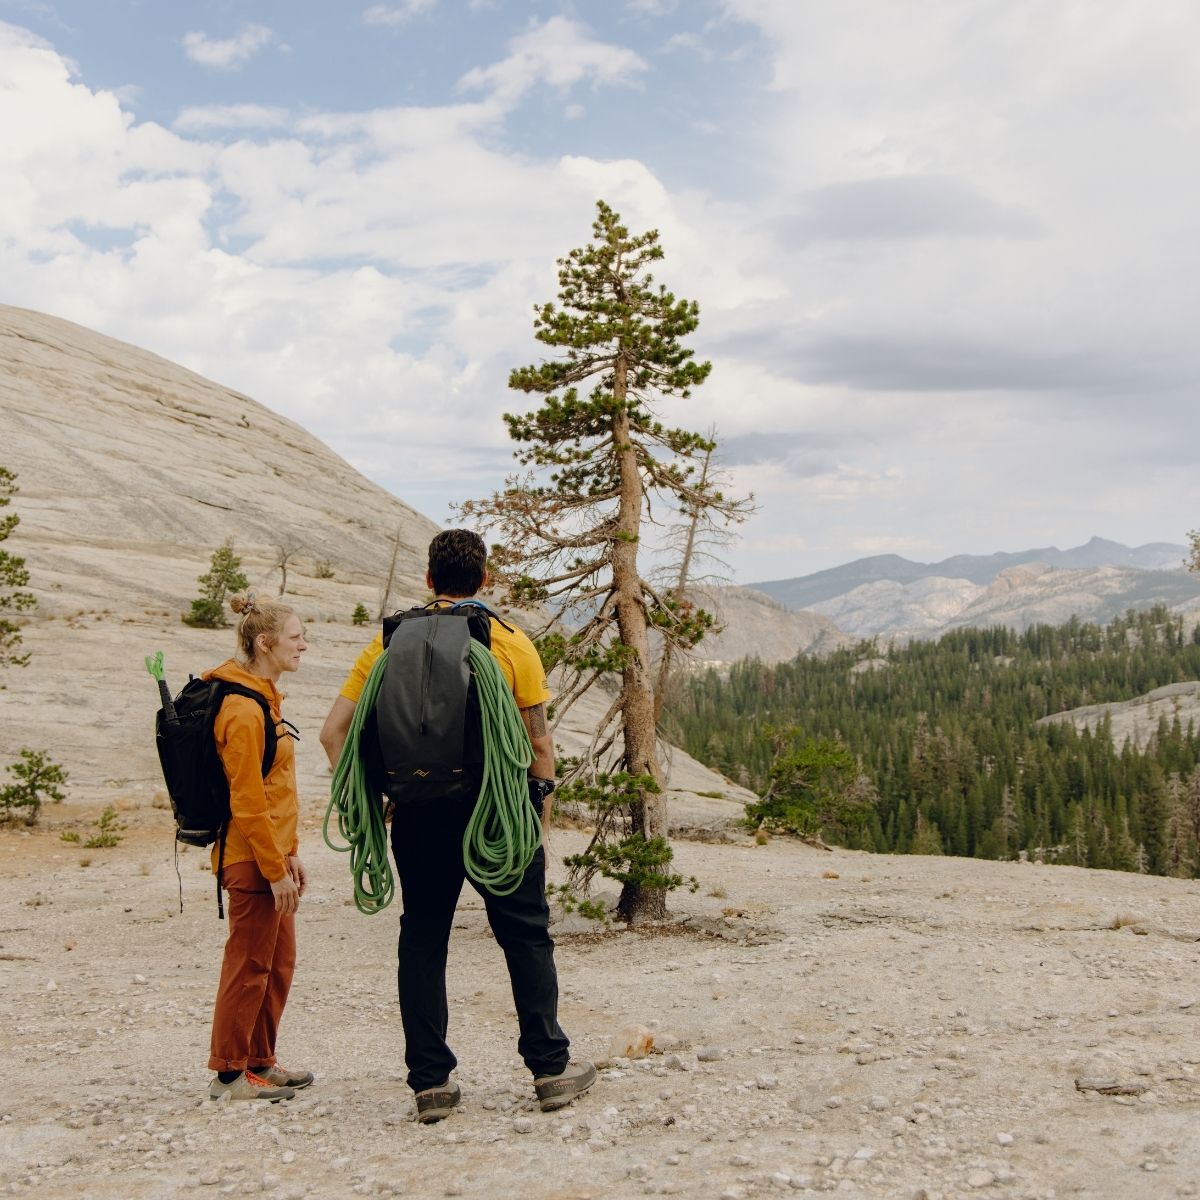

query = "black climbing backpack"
[369,601,501,808]
[153,675,280,917]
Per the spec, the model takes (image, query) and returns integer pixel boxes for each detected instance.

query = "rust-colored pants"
[207,860,296,1072]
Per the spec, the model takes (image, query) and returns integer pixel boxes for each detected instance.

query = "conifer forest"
[668,606,1200,876]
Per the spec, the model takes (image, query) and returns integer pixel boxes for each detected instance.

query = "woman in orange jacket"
[206,591,311,1102]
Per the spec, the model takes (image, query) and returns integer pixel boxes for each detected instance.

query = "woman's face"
[258,614,307,674]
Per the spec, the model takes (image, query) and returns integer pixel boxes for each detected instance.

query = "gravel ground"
[4,804,1200,1200]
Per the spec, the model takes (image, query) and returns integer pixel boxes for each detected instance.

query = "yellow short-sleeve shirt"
[338,610,551,709]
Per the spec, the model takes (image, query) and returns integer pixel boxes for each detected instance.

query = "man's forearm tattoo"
[521,703,548,737]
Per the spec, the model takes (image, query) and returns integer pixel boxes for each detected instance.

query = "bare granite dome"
[1,303,439,616]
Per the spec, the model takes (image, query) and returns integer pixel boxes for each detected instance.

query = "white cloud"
[662,31,713,60]
[173,104,290,133]
[626,0,678,14]
[362,1,439,27]
[458,16,646,106]
[181,24,273,71]
[5,8,1200,580]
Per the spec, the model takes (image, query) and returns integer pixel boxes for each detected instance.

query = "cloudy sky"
[2,1,1198,581]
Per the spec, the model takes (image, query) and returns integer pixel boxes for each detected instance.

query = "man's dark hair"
[428,529,488,597]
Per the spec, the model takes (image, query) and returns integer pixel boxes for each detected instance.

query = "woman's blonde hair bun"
[229,592,291,661]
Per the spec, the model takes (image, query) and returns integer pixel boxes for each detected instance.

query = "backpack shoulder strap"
[214,682,278,778]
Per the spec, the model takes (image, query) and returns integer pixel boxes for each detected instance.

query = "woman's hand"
[270,873,301,913]
[287,855,308,898]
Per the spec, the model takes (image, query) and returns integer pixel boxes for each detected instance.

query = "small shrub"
[59,830,80,843]
[744,734,874,843]
[315,559,335,580]
[1,749,68,824]
[351,602,370,626]
[83,805,125,848]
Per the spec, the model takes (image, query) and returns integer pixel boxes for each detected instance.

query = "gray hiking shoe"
[534,1060,597,1112]
[414,1079,461,1124]
[208,1071,295,1103]
[253,1064,315,1089]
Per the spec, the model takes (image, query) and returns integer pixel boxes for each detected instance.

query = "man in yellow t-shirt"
[319,529,595,1123]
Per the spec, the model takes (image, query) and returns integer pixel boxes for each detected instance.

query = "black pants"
[390,797,571,1092]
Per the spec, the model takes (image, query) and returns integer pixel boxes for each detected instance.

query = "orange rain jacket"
[203,659,299,885]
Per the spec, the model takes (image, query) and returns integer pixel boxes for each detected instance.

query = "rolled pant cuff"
[207,1057,249,1072]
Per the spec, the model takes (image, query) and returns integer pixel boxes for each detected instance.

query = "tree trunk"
[653,442,713,725]
[378,527,401,619]
[610,365,668,924]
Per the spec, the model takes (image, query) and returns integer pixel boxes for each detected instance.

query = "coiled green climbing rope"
[323,649,393,914]
[323,638,542,914]
[462,640,538,896]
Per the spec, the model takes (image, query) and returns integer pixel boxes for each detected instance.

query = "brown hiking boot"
[534,1060,597,1111]
[414,1079,461,1124]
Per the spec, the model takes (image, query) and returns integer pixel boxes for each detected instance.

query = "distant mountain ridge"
[750,537,1188,611]
[810,563,1200,640]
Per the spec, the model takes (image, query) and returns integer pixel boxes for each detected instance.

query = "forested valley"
[668,606,1200,876]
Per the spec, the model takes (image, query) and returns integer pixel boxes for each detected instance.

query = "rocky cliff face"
[810,576,984,639]
[1038,680,1200,749]
[688,587,849,665]
[1,303,439,616]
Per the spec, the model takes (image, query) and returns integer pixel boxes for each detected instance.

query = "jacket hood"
[202,658,283,706]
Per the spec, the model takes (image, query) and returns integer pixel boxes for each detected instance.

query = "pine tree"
[0,749,67,825]
[461,200,749,923]
[0,467,35,672]
[911,810,945,855]
[184,539,249,628]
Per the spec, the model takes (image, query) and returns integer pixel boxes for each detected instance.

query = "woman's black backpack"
[153,675,279,916]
